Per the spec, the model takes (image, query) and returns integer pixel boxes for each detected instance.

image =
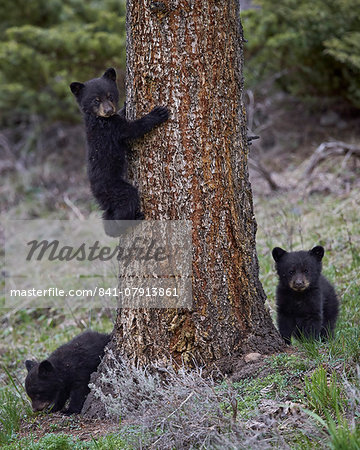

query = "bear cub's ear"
[102,67,117,82]
[309,246,324,261]
[70,82,85,97]
[38,360,55,378]
[272,247,287,262]
[25,360,37,373]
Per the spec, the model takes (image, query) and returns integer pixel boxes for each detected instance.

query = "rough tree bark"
[83,0,283,417]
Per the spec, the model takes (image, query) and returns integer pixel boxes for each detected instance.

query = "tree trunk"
[83,0,283,418]
[115,0,283,366]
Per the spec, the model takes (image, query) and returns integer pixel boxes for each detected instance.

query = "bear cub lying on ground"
[272,245,339,345]
[70,68,169,236]
[25,331,110,415]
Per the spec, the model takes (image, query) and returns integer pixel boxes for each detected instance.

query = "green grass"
[0,429,151,449]
[1,434,83,450]
[305,367,347,418]
[0,388,25,445]
[232,371,298,417]
[304,367,360,450]
[0,433,133,449]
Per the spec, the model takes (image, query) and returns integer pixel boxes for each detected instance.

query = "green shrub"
[0,0,126,124]
[243,0,360,107]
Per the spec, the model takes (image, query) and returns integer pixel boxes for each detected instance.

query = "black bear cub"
[272,245,339,345]
[25,331,110,415]
[70,68,169,235]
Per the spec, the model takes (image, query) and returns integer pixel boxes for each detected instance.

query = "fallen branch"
[303,141,360,177]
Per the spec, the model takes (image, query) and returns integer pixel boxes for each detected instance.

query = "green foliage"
[93,431,139,449]
[1,433,88,449]
[305,367,346,418]
[243,0,360,107]
[0,0,126,124]
[0,432,132,449]
[304,367,360,449]
[0,389,21,445]
[0,385,31,446]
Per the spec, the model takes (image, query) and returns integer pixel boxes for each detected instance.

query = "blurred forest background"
[0,0,359,217]
[0,0,360,214]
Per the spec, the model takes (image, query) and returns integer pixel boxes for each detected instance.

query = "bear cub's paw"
[149,105,170,122]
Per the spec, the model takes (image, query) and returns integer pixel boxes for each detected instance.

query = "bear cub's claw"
[150,106,170,122]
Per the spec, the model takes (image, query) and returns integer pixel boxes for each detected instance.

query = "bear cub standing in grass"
[25,331,110,415]
[70,68,169,235]
[272,246,339,345]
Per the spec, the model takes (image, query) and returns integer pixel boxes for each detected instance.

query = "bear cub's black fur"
[25,331,110,415]
[70,68,169,235]
[272,245,339,345]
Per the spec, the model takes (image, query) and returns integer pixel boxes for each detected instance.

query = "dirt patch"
[213,353,271,382]
[213,346,296,382]
[18,413,117,442]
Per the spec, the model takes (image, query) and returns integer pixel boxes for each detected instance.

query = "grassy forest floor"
[0,100,359,448]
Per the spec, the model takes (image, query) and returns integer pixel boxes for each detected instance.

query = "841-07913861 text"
[99,287,179,298]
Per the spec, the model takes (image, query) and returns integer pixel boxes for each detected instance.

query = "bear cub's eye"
[94,97,101,105]
[107,93,113,101]
[304,269,308,273]
[289,270,295,275]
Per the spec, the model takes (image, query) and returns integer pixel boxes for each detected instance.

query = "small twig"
[150,391,195,447]
[63,194,85,220]
[248,157,280,191]
[231,397,238,421]
[0,133,26,173]
[0,133,12,158]
[247,135,260,145]
[160,391,194,424]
